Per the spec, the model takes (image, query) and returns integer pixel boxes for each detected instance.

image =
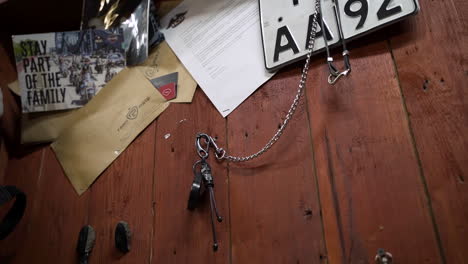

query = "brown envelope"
[21,109,76,144]
[51,67,170,195]
[16,41,197,144]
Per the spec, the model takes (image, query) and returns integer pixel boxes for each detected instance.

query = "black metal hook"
[320,0,352,84]
[196,133,211,159]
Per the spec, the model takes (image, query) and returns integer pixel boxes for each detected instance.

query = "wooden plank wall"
[0,44,21,151]
[0,149,44,262]
[228,67,326,264]
[390,0,468,263]
[152,91,229,263]
[306,42,442,263]
[1,0,467,263]
[87,123,156,263]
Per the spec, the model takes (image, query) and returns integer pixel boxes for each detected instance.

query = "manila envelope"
[16,41,197,144]
[51,67,170,195]
[8,80,77,144]
[21,109,76,144]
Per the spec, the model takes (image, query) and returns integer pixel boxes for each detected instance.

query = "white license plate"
[259,0,419,71]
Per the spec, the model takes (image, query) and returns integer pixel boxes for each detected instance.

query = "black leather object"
[0,185,26,240]
[115,221,131,253]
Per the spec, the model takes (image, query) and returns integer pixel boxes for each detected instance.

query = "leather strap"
[0,185,26,240]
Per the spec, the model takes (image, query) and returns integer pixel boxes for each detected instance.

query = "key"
[200,161,223,251]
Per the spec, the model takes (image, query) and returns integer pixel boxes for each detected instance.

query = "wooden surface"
[1,0,467,263]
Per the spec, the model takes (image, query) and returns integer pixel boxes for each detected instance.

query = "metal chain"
[203,0,321,163]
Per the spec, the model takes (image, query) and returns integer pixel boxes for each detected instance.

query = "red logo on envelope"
[158,83,176,100]
[150,72,178,101]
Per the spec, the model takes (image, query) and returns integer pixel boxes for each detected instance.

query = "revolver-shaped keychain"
[187,134,223,251]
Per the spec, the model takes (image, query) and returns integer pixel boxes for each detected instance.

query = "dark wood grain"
[0,148,43,262]
[87,122,157,263]
[390,0,468,262]
[2,148,88,263]
[0,141,8,183]
[305,41,442,263]
[227,68,326,264]
[0,0,82,37]
[0,44,17,85]
[152,89,230,263]
[0,44,21,152]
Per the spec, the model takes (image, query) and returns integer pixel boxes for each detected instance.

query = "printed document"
[161,0,275,117]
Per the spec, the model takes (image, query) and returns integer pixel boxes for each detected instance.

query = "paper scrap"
[7,80,20,96]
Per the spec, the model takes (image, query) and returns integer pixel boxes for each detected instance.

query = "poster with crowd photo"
[12,29,126,113]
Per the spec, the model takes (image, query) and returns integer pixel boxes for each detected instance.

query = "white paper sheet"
[161,0,275,117]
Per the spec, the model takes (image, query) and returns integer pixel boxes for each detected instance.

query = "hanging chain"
[197,0,321,163]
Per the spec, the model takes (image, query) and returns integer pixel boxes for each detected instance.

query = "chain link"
[207,0,321,163]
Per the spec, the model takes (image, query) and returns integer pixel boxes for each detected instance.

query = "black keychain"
[187,134,223,251]
[0,185,26,240]
[186,0,324,252]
